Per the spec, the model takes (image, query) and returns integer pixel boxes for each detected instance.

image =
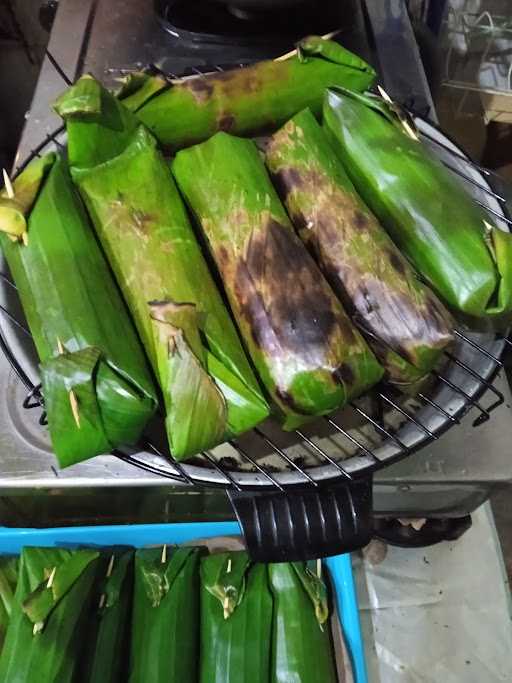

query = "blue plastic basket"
[0,521,367,683]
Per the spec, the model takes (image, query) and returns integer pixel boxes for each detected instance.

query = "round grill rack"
[0,60,510,560]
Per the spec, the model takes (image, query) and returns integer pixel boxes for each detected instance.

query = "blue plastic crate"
[0,521,367,683]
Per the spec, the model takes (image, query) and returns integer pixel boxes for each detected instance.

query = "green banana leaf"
[0,155,157,467]
[323,87,512,320]
[129,546,202,683]
[268,561,337,683]
[81,551,134,683]
[200,552,272,683]
[117,36,376,151]
[55,76,269,460]
[0,557,18,654]
[0,547,100,682]
[266,108,454,390]
[172,132,384,429]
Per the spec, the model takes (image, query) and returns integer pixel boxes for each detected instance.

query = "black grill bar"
[253,428,318,486]
[294,429,353,480]
[201,451,242,490]
[378,392,438,439]
[432,371,490,424]
[14,125,65,176]
[229,440,284,490]
[0,304,31,336]
[453,329,503,365]
[348,402,407,451]
[417,391,460,424]
[0,63,509,490]
[324,416,380,465]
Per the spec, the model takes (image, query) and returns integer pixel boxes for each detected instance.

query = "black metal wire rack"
[0,58,510,492]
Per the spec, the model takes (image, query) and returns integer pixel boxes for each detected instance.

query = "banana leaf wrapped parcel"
[130,546,202,683]
[172,132,384,429]
[55,76,269,460]
[82,551,134,683]
[266,108,454,390]
[0,547,100,683]
[200,552,272,683]
[118,36,376,151]
[269,562,337,683]
[0,557,18,654]
[0,154,157,467]
[323,88,512,319]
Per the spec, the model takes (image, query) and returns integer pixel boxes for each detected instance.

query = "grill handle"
[228,477,373,562]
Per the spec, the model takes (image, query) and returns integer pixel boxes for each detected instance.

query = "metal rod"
[432,371,490,423]
[439,159,506,203]
[0,273,16,289]
[349,402,407,450]
[229,440,284,490]
[142,439,196,486]
[201,451,242,490]
[378,392,438,439]
[45,49,73,85]
[14,125,65,177]
[444,350,504,404]
[294,429,353,480]
[417,392,460,424]
[324,416,380,464]
[418,127,493,176]
[453,329,503,365]
[253,428,318,485]
[0,304,31,336]
[475,196,512,226]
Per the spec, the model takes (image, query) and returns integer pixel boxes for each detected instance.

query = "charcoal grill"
[0,59,510,561]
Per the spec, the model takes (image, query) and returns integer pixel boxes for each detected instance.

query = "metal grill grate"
[0,59,509,490]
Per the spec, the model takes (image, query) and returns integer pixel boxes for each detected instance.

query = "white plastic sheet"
[354,503,512,682]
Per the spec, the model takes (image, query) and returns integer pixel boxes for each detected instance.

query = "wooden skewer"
[377,85,419,141]
[46,566,57,589]
[69,390,80,428]
[161,544,167,564]
[2,169,14,199]
[316,558,322,579]
[274,30,341,62]
[226,558,232,574]
[106,554,115,578]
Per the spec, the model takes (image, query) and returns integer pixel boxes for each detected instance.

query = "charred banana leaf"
[55,76,269,460]
[117,37,375,151]
[0,154,157,467]
[269,562,337,683]
[129,546,202,683]
[82,551,134,683]
[200,552,272,683]
[0,547,100,682]
[266,108,454,389]
[0,557,18,654]
[323,88,512,320]
[172,132,383,429]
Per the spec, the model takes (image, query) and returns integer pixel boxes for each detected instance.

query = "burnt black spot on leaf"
[185,78,214,103]
[333,363,355,385]
[218,114,236,132]
[353,211,370,230]
[387,249,406,275]
[272,167,304,201]
[233,217,339,358]
[275,387,304,413]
